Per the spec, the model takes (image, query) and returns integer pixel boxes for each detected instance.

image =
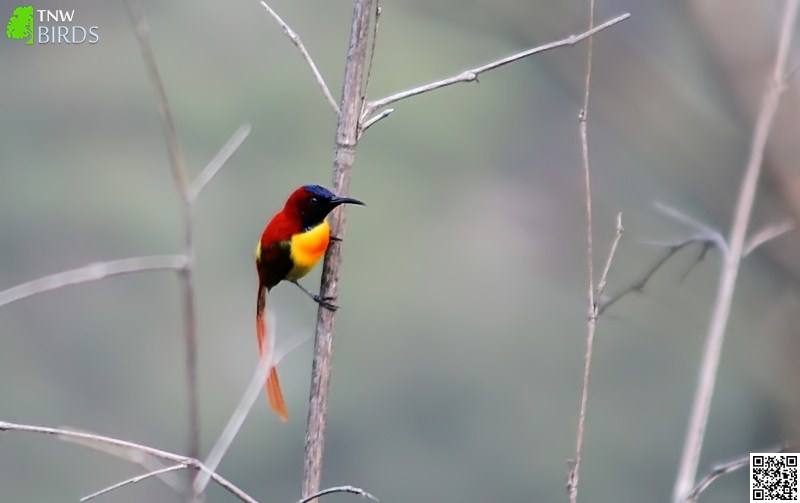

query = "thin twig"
[302,0,373,501]
[361,12,630,122]
[357,0,382,138]
[297,485,379,503]
[81,463,188,502]
[193,348,274,493]
[687,457,748,503]
[596,212,624,300]
[567,0,598,501]
[597,237,715,316]
[360,108,394,133]
[125,0,189,194]
[259,1,339,114]
[743,220,794,256]
[654,202,728,254]
[0,255,188,308]
[72,442,185,493]
[189,123,252,202]
[125,0,201,470]
[0,420,260,503]
[672,1,800,500]
[686,444,788,503]
[194,311,278,493]
[360,0,381,107]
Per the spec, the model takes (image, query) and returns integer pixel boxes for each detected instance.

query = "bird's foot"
[312,294,338,312]
[291,280,339,311]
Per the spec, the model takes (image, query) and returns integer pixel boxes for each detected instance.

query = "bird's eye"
[308,197,319,204]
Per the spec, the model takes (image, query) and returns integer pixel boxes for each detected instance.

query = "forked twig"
[259,1,339,114]
[0,420,259,503]
[596,202,731,315]
[298,4,632,502]
[597,237,715,316]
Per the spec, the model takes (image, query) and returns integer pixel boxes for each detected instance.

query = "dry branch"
[193,354,274,493]
[290,4,632,501]
[189,123,252,201]
[686,444,789,502]
[654,202,727,253]
[359,1,382,112]
[0,255,187,308]
[0,420,259,503]
[596,213,624,301]
[81,463,187,502]
[672,0,800,500]
[301,0,374,499]
[195,328,310,493]
[360,12,630,127]
[259,1,339,114]
[567,0,599,501]
[125,0,201,467]
[597,237,715,316]
[743,220,794,256]
[298,485,379,503]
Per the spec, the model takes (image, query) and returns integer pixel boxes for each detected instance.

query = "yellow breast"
[287,220,331,280]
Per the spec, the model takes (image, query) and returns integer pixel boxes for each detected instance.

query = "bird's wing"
[257,239,294,290]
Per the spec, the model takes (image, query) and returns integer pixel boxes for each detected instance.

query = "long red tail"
[256,285,288,422]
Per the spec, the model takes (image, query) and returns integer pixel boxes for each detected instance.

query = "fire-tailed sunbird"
[255,184,364,421]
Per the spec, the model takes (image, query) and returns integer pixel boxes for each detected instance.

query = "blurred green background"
[1,1,798,502]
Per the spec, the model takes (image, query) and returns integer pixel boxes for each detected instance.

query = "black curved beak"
[331,196,365,207]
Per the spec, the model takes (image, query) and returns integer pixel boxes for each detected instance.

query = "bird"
[255,184,364,421]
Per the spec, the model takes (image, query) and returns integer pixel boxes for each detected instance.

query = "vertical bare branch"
[302,0,373,501]
[672,0,800,500]
[567,0,597,501]
[124,0,201,487]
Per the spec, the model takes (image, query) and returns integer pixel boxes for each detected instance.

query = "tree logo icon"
[6,5,34,45]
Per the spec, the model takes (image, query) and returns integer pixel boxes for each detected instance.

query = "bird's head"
[286,184,365,230]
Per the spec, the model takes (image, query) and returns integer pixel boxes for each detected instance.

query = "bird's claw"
[313,294,338,312]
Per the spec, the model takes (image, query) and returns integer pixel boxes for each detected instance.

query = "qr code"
[751,453,798,502]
